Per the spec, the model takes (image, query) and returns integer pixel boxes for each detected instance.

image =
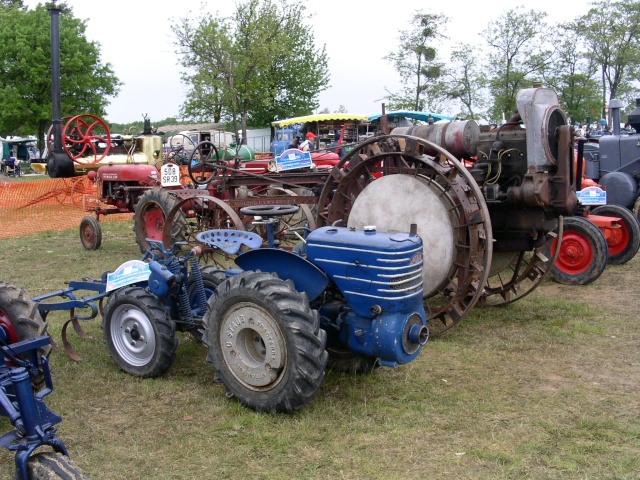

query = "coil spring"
[189,257,207,312]
[168,258,194,324]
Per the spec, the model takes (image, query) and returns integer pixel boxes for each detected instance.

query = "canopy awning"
[272,113,369,128]
[367,111,453,122]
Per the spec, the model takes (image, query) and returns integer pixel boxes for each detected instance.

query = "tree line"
[1,0,639,154]
[386,0,640,126]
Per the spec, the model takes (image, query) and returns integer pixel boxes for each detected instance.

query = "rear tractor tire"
[548,216,608,286]
[102,286,178,378]
[0,281,50,389]
[133,188,187,254]
[203,271,328,413]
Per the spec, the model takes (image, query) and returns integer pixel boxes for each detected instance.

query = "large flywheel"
[316,134,493,336]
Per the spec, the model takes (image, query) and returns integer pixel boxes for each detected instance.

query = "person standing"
[299,132,317,152]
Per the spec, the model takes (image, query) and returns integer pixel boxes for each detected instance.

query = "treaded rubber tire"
[22,452,89,479]
[548,216,608,286]
[203,271,328,413]
[133,188,187,254]
[0,281,50,389]
[591,204,640,264]
[101,286,178,378]
[79,216,102,250]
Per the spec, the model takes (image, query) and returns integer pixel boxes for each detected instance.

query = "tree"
[445,46,488,120]
[173,0,330,140]
[541,24,601,125]
[482,8,552,121]
[0,2,120,154]
[572,0,640,122]
[383,11,450,112]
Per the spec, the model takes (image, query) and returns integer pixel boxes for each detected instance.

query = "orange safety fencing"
[0,175,133,240]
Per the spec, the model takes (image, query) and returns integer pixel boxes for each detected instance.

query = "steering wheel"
[188,141,223,186]
[62,114,111,165]
[240,205,300,217]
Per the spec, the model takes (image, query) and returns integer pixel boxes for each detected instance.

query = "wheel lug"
[130,341,136,346]
[125,327,130,333]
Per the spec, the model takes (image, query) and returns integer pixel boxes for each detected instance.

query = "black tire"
[548,216,608,286]
[0,281,50,389]
[23,452,89,479]
[591,204,640,264]
[186,266,227,342]
[79,216,102,250]
[101,286,178,378]
[326,345,378,374]
[133,188,187,254]
[203,271,328,413]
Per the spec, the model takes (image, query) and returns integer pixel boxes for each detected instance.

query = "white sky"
[24,0,595,123]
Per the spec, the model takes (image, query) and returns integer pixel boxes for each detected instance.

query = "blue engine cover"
[306,226,424,318]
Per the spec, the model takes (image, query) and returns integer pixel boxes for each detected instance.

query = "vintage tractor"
[0,281,88,480]
[543,116,640,286]
[314,85,579,335]
[30,209,427,413]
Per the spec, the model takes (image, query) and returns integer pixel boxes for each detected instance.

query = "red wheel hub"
[0,308,19,344]
[552,232,593,274]
[605,222,629,256]
[143,207,165,241]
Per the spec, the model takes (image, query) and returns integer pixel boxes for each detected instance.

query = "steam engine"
[393,86,578,256]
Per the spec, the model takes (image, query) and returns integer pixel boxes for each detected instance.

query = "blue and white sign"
[275,149,313,171]
[106,260,151,292]
[577,186,607,206]
[160,163,181,186]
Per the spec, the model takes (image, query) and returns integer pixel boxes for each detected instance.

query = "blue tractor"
[34,208,428,413]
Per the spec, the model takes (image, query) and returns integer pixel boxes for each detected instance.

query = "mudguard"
[235,248,329,301]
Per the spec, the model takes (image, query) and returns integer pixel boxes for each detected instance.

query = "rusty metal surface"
[316,134,493,336]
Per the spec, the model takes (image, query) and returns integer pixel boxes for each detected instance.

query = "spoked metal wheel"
[316,134,493,337]
[164,193,246,267]
[480,219,563,306]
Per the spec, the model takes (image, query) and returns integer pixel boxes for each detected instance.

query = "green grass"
[1,222,639,479]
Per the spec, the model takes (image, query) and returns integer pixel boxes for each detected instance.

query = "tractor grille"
[308,243,424,301]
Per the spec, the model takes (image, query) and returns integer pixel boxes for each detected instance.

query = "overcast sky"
[24,0,595,123]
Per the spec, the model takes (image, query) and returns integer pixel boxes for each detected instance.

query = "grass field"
[1,221,639,479]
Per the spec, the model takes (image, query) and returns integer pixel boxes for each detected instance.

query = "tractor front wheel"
[102,286,178,378]
[591,204,640,264]
[79,216,102,250]
[203,271,328,413]
[548,216,608,285]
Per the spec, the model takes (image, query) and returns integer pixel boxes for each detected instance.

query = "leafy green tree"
[445,46,488,120]
[541,25,601,125]
[383,11,450,112]
[572,0,640,121]
[482,8,552,121]
[173,0,330,140]
[0,2,120,154]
